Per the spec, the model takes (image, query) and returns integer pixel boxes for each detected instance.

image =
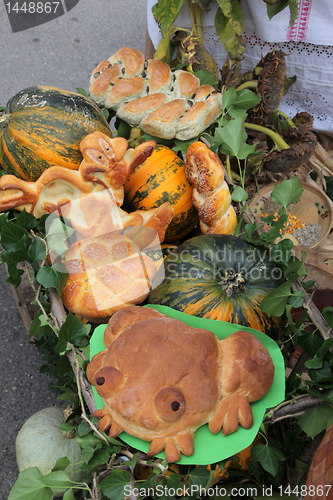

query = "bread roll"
[87,305,275,462]
[89,47,223,140]
[62,234,157,322]
[185,141,238,234]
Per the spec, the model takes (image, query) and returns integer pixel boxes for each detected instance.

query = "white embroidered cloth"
[147,0,333,132]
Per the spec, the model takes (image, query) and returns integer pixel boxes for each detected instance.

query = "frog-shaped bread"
[87,306,275,463]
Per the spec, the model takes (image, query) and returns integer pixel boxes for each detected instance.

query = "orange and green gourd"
[149,233,285,337]
[124,144,198,242]
[0,86,113,181]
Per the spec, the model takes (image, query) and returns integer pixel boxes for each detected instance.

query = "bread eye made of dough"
[93,366,124,399]
[154,386,186,423]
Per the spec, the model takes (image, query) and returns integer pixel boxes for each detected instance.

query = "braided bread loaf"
[185,141,238,234]
[62,233,157,322]
[89,47,223,141]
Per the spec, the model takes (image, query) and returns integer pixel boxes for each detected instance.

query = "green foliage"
[266,0,299,26]
[8,468,70,500]
[3,172,333,498]
[251,445,285,477]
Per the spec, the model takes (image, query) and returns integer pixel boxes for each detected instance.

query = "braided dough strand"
[185,141,238,234]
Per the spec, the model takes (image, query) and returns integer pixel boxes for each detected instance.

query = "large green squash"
[0,86,113,181]
[149,234,285,336]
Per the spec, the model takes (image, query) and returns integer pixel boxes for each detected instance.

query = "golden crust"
[108,47,145,77]
[117,93,167,127]
[89,65,120,105]
[106,77,146,111]
[185,141,238,235]
[140,99,187,140]
[62,236,158,322]
[146,59,172,93]
[88,48,223,140]
[87,307,275,461]
[0,132,157,223]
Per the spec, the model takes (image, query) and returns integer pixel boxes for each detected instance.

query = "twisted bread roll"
[62,233,157,322]
[0,132,156,217]
[89,47,223,141]
[185,141,238,234]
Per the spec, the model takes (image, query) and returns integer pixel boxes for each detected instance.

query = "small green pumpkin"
[15,406,82,497]
[149,234,285,337]
[0,86,112,181]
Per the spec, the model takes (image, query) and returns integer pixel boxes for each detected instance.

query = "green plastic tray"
[90,304,285,465]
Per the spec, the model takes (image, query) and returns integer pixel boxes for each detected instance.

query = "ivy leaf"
[271,177,303,209]
[308,360,333,385]
[323,306,333,328]
[166,472,184,491]
[28,237,46,262]
[81,445,95,464]
[305,356,324,370]
[244,222,258,239]
[286,373,302,395]
[57,388,79,407]
[295,330,323,358]
[15,209,37,231]
[140,472,157,490]
[0,221,30,252]
[99,469,131,500]
[285,253,307,280]
[251,444,285,477]
[46,217,76,259]
[188,465,215,493]
[260,281,292,317]
[36,263,68,298]
[52,354,72,377]
[76,434,101,449]
[247,460,262,482]
[55,313,88,353]
[8,467,53,500]
[270,239,293,267]
[1,251,26,278]
[298,404,333,439]
[288,290,305,309]
[119,453,140,469]
[40,471,70,492]
[29,312,55,338]
[52,457,71,472]
[173,138,199,158]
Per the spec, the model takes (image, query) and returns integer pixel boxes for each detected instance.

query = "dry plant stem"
[48,286,98,415]
[23,260,59,332]
[266,396,323,424]
[80,413,109,445]
[121,449,168,474]
[292,279,333,340]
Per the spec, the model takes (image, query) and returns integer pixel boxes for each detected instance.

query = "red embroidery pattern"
[287,0,312,41]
